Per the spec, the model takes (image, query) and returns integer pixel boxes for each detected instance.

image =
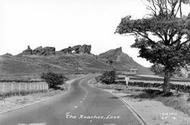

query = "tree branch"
[154,31,166,42]
[151,0,158,15]
[181,39,190,45]
[133,30,156,44]
[168,29,178,44]
[172,34,182,46]
[147,6,157,16]
[174,2,181,17]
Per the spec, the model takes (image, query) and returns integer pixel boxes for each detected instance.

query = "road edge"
[0,78,79,115]
[102,89,148,125]
[89,81,148,125]
[119,98,148,125]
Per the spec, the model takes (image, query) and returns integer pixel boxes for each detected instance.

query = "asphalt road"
[0,75,141,125]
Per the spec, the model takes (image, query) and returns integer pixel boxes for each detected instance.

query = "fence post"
[29,83,31,94]
[18,82,20,95]
[0,83,1,94]
[11,83,13,93]
[2,83,5,94]
[42,83,44,92]
[37,83,39,91]
[25,83,27,92]
[35,83,37,91]
[40,83,42,91]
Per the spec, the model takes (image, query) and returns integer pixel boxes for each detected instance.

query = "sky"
[0,0,189,67]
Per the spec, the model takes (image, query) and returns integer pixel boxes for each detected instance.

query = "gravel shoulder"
[94,83,190,125]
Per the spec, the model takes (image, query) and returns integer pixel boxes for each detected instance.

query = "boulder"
[72,45,82,54]
[42,47,55,56]
[60,44,91,54]
[33,46,43,55]
[33,46,55,56]
[22,45,33,55]
[80,44,91,54]
[61,47,72,54]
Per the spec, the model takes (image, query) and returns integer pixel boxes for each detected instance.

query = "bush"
[99,70,116,84]
[95,75,101,82]
[41,72,67,89]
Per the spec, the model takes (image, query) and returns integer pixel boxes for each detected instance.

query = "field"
[130,75,190,85]
[116,74,190,93]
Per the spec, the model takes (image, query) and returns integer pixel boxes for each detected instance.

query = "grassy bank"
[94,82,190,117]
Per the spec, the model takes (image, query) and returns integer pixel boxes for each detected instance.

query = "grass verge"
[95,82,190,117]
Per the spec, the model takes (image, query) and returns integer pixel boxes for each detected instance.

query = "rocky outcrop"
[80,45,91,54]
[43,47,55,55]
[33,46,43,55]
[61,47,72,54]
[33,46,55,56]
[60,44,91,54]
[21,44,91,56]
[22,46,33,55]
[21,46,55,56]
[99,47,123,61]
[99,47,153,74]
[72,45,82,54]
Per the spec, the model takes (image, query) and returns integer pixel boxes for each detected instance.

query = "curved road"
[0,75,141,125]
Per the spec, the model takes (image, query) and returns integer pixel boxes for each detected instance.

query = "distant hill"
[0,54,111,79]
[0,45,152,79]
[99,47,153,74]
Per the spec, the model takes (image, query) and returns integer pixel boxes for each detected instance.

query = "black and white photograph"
[0,0,190,125]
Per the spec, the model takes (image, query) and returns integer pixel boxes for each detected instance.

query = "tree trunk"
[163,71,171,93]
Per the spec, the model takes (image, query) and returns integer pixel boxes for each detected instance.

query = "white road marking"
[74,106,78,109]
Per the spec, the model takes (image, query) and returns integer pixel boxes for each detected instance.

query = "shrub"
[95,75,101,82]
[41,72,67,89]
[99,70,116,84]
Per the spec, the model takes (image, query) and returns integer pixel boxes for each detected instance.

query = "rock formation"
[33,46,43,55]
[80,44,91,54]
[22,45,33,55]
[21,44,91,56]
[61,47,72,54]
[33,46,55,56]
[72,45,82,54]
[42,47,55,55]
[21,46,55,56]
[60,44,91,54]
